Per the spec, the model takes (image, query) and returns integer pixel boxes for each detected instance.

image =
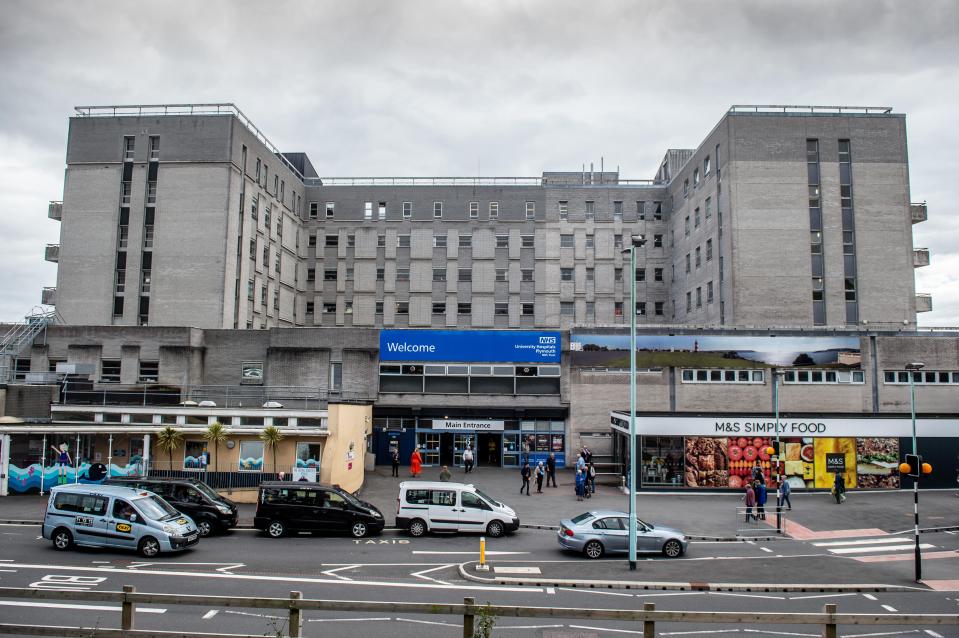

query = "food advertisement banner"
[813,438,857,489]
[857,438,900,489]
[572,334,861,369]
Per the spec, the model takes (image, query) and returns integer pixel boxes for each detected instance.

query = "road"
[1,522,958,637]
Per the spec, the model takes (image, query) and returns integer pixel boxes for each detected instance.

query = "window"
[558,201,568,219]
[694,207,700,228]
[118,225,129,249]
[812,277,824,301]
[706,239,713,261]
[682,369,765,384]
[844,277,857,301]
[273,175,279,198]
[654,267,663,282]
[273,289,280,309]
[377,234,386,248]
[137,360,158,383]
[560,234,574,248]
[686,291,692,313]
[378,202,386,221]
[375,302,384,314]
[843,230,855,255]
[654,234,662,248]
[522,303,534,316]
[345,267,353,281]
[280,180,285,204]
[685,253,691,273]
[495,269,508,282]
[251,195,258,219]
[614,268,623,282]
[140,270,152,293]
[55,492,107,515]
[274,254,281,274]
[123,135,135,160]
[306,301,315,314]
[696,287,702,308]
[264,205,271,229]
[614,234,623,249]
[561,268,574,282]
[376,268,385,281]
[433,268,446,282]
[653,201,663,221]
[326,234,338,247]
[496,234,509,248]
[489,201,499,219]
[695,246,701,268]
[521,234,534,248]
[693,168,700,187]
[525,202,535,220]
[364,202,373,220]
[585,235,594,249]
[396,268,410,282]
[398,235,411,248]
[585,201,595,219]
[433,202,443,218]
[238,440,264,471]
[459,268,471,282]
[395,302,409,315]
[458,302,471,314]
[146,180,157,205]
[811,231,822,254]
[330,361,342,391]
[613,201,623,220]
[247,279,255,299]
[149,136,159,160]
[347,233,355,248]
[560,302,575,317]
[707,281,714,304]
[655,301,664,316]
[614,302,623,317]
[324,269,337,281]
[403,202,412,218]
[469,201,479,218]
[521,268,533,282]
[120,180,131,205]
[432,302,446,315]
[323,303,336,314]
[306,268,315,282]
[310,202,318,219]
[495,302,509,316]
[586,268,594,282]
[636,268,646,282]
[683,178,689,196]
[260,285,267,305]
[684,216,690,236]
[703,155,710,175]
[458,234,472,248]
[705,197,711,220]
[115,269,126,293]
[636,201,645,220]
[636,302,646,316]
[100,359,121,383]
[434,234,448,248]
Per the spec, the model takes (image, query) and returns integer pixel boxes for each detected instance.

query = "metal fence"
[146,462,302,491]
[59,382,345,409]
[0,586,954,638]
[735,505,785,537]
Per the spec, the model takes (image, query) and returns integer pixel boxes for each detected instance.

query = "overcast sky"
[1,0,957,325]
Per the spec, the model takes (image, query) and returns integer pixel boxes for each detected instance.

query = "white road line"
[411,550,528,555]
[924,630,945,638]
[880,604,898,612]
[222,610,283,620]
[839,631,919,638]
[828,544,935,555]
[1,561,540,593]
[814,538,908,547]
[0,569,17,573]
[410,564,453,586]
[308,617,391,623]
[557,587,633,597]
[636,592,706,598]
[201,610,218,620]
[788,593,858,600]
[493,566,541,574]
[0,601,166,614]
[396,617,460,627]
[499,625,565,630]
[570,625,650,635]
[321,565,360,581]
[742,630,818,637]
[708,592,785,600]
[862,593,878,600]
[760,547,774,553]
[545,587,555,594]
[321,562,447,566]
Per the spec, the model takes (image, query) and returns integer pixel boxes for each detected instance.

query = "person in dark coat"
[752,461,765,485]
[755,481,768,520]
[833,472,846,504]
[520,461,531,495]
[390,448,400,477]
[546,453,557,488]
[744,482,756,521]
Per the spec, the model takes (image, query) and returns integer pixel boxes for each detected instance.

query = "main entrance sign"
[379,330,561,363]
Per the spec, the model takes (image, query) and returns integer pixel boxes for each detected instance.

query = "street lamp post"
[623,234,646,571]
[773,369,782,534]
[905,361,924,581]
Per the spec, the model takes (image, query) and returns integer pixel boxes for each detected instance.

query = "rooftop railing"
[729,104,893,114]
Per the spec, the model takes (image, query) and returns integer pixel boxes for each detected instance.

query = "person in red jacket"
[410,447,422,477]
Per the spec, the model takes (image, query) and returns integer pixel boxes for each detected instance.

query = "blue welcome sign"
[379,330,561,363]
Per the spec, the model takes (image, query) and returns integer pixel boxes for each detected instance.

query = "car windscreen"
[189,481,221,502]
[637,518,653,529]
[474,489,501,508]
[571,512,594,524]
[135,495,179,521]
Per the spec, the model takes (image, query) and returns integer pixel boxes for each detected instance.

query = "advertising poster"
[813,438,857,489]
[856,438,900,489]
[571,334,861,370]
[684,437,729,487]
[781,438,816,489]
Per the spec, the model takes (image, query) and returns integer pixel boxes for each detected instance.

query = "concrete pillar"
[0,434,10,497]
[143,434,150,477]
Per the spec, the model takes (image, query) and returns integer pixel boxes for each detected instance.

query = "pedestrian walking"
[463,446,474,474]
[743,481,756,521]
[410,446,422,478]
[833,472,846,504]
[575,469,586,501]
[756,481,767,520]
[588,462,597,496]
[390,448,400,477]
[752,461,765,485]
[546,452,557,488]
[535,461,545,493]
[778,475,792,510]
[520,461,531,495]
[439,465,452,482]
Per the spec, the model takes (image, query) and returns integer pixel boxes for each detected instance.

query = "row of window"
[309,200,667,222]
[681,369,766,384]
[682,368,868,385]
[56,411,326,428]
[684,240,714,272]
[305,266,666,285]
[682,153,716,197]
[307,301,541,317]
[98,360,158,384]
[884,370,959,385]
[683,197,713,236]
[122,135,160,162]
[380,364,560,377]
[684,282,716,312]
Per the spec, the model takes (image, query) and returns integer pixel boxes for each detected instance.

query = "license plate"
[186,534,198,542]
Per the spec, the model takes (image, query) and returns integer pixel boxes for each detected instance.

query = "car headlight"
[371,511,383,518]
[216,505,232,514]
[162,525,178,534]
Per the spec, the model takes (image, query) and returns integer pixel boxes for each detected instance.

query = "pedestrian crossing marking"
[828,543,935,555]
[813,538,904,547]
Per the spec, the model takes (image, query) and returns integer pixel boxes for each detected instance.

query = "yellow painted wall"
[320,403,372,493]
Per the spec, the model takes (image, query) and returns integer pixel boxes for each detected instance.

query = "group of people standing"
[742,461,796,522]
[574,447,596,501]
[520,453,558,494]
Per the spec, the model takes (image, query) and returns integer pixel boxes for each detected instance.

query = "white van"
[396,481,519,538]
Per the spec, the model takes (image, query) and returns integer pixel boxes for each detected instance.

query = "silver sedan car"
[557,510,688,559]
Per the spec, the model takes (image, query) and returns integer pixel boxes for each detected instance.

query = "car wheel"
[584,540,604,559]
[351,522,368,538]
[197,520,214,537]
[138,536,161,558]
[267,520,286,538]
[408,518,427,537]
[52,528,73,551]
[663,539,683,558]
[486,520,505,538]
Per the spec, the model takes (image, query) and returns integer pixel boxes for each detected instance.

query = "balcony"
[913,247,930,268]
[44,244,59,263]
[916,293,932,313]
[911,202,927,224]
[41,287,56,305]
[48,201,62,220]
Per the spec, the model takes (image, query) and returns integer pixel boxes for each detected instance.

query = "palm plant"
[155,426,183,471]
[204,421,228,472]
[260,425,284,473]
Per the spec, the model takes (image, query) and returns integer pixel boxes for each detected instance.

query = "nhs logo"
[539,336,557,345]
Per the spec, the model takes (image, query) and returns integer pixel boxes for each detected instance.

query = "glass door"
[502,434,520,467]
[416,432,440,466]
[453,434,473,467]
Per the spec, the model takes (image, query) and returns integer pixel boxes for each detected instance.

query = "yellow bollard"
[477,536,489,571]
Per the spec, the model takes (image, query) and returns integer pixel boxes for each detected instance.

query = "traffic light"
[902,454,921,478]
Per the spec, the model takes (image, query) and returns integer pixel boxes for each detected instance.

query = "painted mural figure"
[50,443,72,485]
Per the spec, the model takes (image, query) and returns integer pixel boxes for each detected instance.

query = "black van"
[107,477,238,537]
[254,482,384,538]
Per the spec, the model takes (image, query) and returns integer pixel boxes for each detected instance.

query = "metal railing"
[736,505,783,537]
[146,462,300,491]
[57,382,365,409]
[0,586,954,638]
[729,104,894,114]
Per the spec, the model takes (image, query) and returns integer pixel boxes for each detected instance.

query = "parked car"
[396,481,519,538]
[42,483,199,557]
[254,481,384,538]
[107,476,238,537]
[557,510,688,559]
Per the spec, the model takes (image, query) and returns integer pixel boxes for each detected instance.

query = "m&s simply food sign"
[379,330,561,363]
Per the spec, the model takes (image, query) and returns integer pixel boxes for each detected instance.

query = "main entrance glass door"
[416,432,440,466]
[453,434,473,466]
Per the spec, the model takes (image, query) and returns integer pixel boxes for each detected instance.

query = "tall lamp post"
[905,361,924,581]
[773,369,783,534]
[623,233,647,571]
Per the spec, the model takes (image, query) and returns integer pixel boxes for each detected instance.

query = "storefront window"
[295,442,322,468]
[503,434,520,467]
[184,441,206,469]
[641,436,684,486]
[239,441,264,471]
